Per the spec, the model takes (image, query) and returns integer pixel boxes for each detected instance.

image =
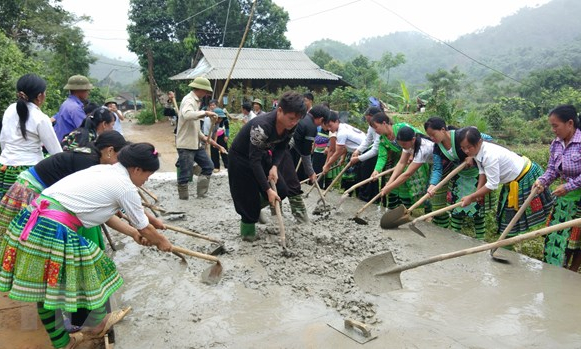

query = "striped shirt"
[42,163,149,229]
[538,128,581,192]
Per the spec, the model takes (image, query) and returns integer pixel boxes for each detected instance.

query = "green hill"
[89,54,141,86]
[305,0,581,85]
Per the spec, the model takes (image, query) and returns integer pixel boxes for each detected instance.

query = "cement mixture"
[2,120,581,349]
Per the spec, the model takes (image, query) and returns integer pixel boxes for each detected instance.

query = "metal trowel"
[327,318,378,344]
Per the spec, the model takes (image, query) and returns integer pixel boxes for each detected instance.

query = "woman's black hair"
[15,74,47,140]
[396,126,431,156]
[83,102,101,116]
[310,104,330,123]
[76,107,115,147]
[424,116,459,132]
[548,104,580,130]
[94,130,128,152]
[118,142,160,172]
[456,126,482,146]
[370,112,392,125]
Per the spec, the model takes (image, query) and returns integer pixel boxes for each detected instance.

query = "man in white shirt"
[348,106,382,201]
[322,112,365,175]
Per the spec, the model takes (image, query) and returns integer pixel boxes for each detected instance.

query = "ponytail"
[15,74,47,139]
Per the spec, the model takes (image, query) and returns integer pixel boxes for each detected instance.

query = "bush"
[136,103,164,125]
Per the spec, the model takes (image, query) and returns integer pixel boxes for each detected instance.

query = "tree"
[310,49,333,68]
[377,52,405,86]
[426,66,465,98]
[343,55,378,88]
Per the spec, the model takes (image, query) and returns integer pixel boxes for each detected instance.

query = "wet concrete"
[107,170,581,349]
[2,119,581,348]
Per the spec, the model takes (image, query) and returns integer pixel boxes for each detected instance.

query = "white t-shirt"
[356,126,380,162]
[403,137,434,164]
[474,141,525,190]
[0,102,62,165]
[43,163,149,229]
[336,123,365,152]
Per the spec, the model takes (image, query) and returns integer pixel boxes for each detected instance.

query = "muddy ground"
[2,118,581,349]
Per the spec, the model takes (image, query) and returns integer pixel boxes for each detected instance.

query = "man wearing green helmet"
[54,75,94,140]
[104,97,124,135]
[176,77,223,200]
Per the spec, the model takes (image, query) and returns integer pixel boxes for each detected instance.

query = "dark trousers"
[290,147,308,182]
[312,152,332,188]
[229,150,298,224]
[211,135,229,169]
[356,155,379,202]
[177,148,213,184]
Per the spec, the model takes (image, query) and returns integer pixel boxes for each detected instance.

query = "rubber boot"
[197,175,211,198]
[177,183,189,200]
[288,195,309,224]
[240,222,258,242]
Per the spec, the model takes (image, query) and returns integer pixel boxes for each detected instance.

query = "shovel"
[405,202,464,237]
[171,245,223,284]
[322,163,352,197]
[142,201,186,216]
[490,187,540,262]
[337,168,394,209]
[165,224,225,256]
[299,164,341,185]
[312,180,331,215]
[354,217,581,295]
[350,192,383,225]
[380,163,467,229]
[269,180,294,257]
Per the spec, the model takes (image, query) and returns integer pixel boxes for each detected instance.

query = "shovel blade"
[380,205,408,229]
[408,222,427,238]
[351,216,368,225]
[200,263,223,285]
[327,320,377,344]
[354,252,402,295]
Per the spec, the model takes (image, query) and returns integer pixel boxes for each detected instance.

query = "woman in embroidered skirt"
[60,107,115,151]
[424,117,492,239]
[0,143,171,349]
[0,74,62,199]
[369,112,429,209]
[534,105,581,270]
[458,127,553,237]
[0,130,128,240]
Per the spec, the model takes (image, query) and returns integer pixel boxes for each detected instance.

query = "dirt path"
[2,118,581,348]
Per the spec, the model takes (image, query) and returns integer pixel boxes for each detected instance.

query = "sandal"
[88,306,132,339]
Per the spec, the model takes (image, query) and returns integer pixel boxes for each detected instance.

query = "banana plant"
[386,80,431,113]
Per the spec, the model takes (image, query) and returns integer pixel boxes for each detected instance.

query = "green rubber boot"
[288,195,309,224]
[240,222,258,242]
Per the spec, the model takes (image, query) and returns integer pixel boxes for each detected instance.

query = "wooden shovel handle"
[342,168,394,199]
[171,245,220,263]
[269,180,287,248]
[165,224,222,244]
[494,187,539,245]
[407,163,468,212]
[139,186,158,202]
[378,217,581,276]
[323,163,352,197]
[355,192,383,217]
[410,202,463,224]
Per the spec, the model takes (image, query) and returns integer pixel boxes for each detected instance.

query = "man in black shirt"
[229,92,306,241]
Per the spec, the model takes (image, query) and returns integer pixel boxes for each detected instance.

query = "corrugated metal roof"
[169,46,343,81]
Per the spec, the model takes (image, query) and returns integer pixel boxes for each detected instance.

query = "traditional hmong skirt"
[543,189,581,266]
[449,166,484,217]
[388,151,430,205]
[0,196,123,312]
[496,162,554,237]
[0,164,31,200]
[0,170,44,238]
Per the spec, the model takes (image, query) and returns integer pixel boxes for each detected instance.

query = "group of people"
[221,88,580,273]
[0,73,172,349]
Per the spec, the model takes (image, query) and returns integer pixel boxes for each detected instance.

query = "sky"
[60,0,552,62]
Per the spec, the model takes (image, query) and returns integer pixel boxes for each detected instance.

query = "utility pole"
[147,48,157,122]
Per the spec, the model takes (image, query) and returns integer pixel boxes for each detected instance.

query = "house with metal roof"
[169,46,351,94]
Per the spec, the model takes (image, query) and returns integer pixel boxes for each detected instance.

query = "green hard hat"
[252,98,263,107]
[104,97,117,106]
[188,77,213,92]
[63,75,94,91]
